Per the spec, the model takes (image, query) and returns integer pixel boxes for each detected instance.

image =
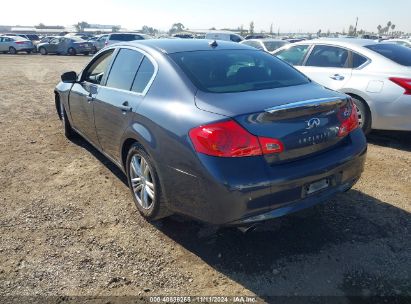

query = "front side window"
[50,38,61,44]
[170,49,309,93]
[106,48,144,90]
[306,45,349,68]
[275,45,310,66]
[83,50,114,84]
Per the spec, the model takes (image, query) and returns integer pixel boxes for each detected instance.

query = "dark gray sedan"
[54,40,366,226]
[38,36,93,55]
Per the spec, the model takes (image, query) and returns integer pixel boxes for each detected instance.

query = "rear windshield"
[110,34,144,41]
[14,36,27,41]
[71,36,85,41]
[170,50,309,93]
[365,43,411,66]
[263,41,288,52]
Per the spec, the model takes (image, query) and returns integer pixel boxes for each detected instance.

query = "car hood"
[194,82,348,117]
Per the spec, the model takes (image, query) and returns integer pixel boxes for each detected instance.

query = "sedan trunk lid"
[195,83,353,162]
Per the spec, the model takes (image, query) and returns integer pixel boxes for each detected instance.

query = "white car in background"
[205,31,244,43]
[273,39,411,133]
[105,33,151,47]
[240,39,289,54]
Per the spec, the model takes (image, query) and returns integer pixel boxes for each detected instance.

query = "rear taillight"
[389,77,411,95]
[337,99,359,137]
[15,41,25,44]
[189,120,284,157]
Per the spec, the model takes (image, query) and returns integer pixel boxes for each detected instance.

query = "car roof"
[110,32,147,36]
[115,39,253,54]
[242,38,287,43]
[299,38,378,48]
[387,39,411,42]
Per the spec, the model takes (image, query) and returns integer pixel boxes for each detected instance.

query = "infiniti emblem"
[306,118,321,130]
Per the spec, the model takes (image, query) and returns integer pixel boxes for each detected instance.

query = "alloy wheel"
[355,105,363,128]
[129,154,155,209]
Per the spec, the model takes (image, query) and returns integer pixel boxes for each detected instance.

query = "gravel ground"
[0,54,410,303]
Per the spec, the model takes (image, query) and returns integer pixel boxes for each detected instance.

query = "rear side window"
[275,45,310,65]
[306,45,349,68]
[131,57,155,93]
[263,41,288,52]
[365,43,411,66]
[106,48,144,90]
[352,52,368,68]
[170,49,309,93]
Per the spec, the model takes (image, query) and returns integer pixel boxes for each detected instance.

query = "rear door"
[0,38,6,52]
[69,49,115,146]
[299,44,353,91]
[93,47,157,160]
[47,38,61,53]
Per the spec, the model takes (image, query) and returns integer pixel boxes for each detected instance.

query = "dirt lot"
[0,54,410,302]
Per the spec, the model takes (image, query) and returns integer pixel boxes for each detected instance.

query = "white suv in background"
[105,33,151,47]
[205,31,244,43]
[273,39,411,133]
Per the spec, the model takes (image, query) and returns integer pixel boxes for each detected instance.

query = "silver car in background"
[90,34,109,52]
[0,36,35,54]
[273,39,411,133]
[240,39,289,54]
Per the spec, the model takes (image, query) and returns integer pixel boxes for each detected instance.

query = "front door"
[93,48,146,160]
[68,49,115,146]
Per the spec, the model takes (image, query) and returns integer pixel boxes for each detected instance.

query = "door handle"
[119,101,132,112]
[330,74,345,81]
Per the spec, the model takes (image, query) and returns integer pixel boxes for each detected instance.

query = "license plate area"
[305,178,330,195]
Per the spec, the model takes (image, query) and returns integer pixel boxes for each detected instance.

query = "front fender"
[54,82,75,121]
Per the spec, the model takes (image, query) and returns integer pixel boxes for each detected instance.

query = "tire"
[9,47,17,54]
[39,47,47,55]
[83,51,89,56]
[60,102,76,140]
[26,50,32,54]
[126,144,172,221]
[351,96,371,134]
[67,47,76,56]
[92,46,97,54]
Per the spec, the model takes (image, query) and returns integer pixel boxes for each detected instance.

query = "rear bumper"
[15,46,35,52]
[163,129,367,225]
[372,94,411,131]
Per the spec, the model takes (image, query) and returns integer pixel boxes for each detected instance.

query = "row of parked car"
[2,31,410,134]
[0,32,153,55]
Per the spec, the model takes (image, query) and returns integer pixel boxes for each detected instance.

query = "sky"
[2,0,411,33]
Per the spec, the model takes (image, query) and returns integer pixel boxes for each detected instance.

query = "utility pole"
[354,17,359,36]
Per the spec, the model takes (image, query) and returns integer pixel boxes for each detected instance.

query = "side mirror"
[61,71,77,83]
